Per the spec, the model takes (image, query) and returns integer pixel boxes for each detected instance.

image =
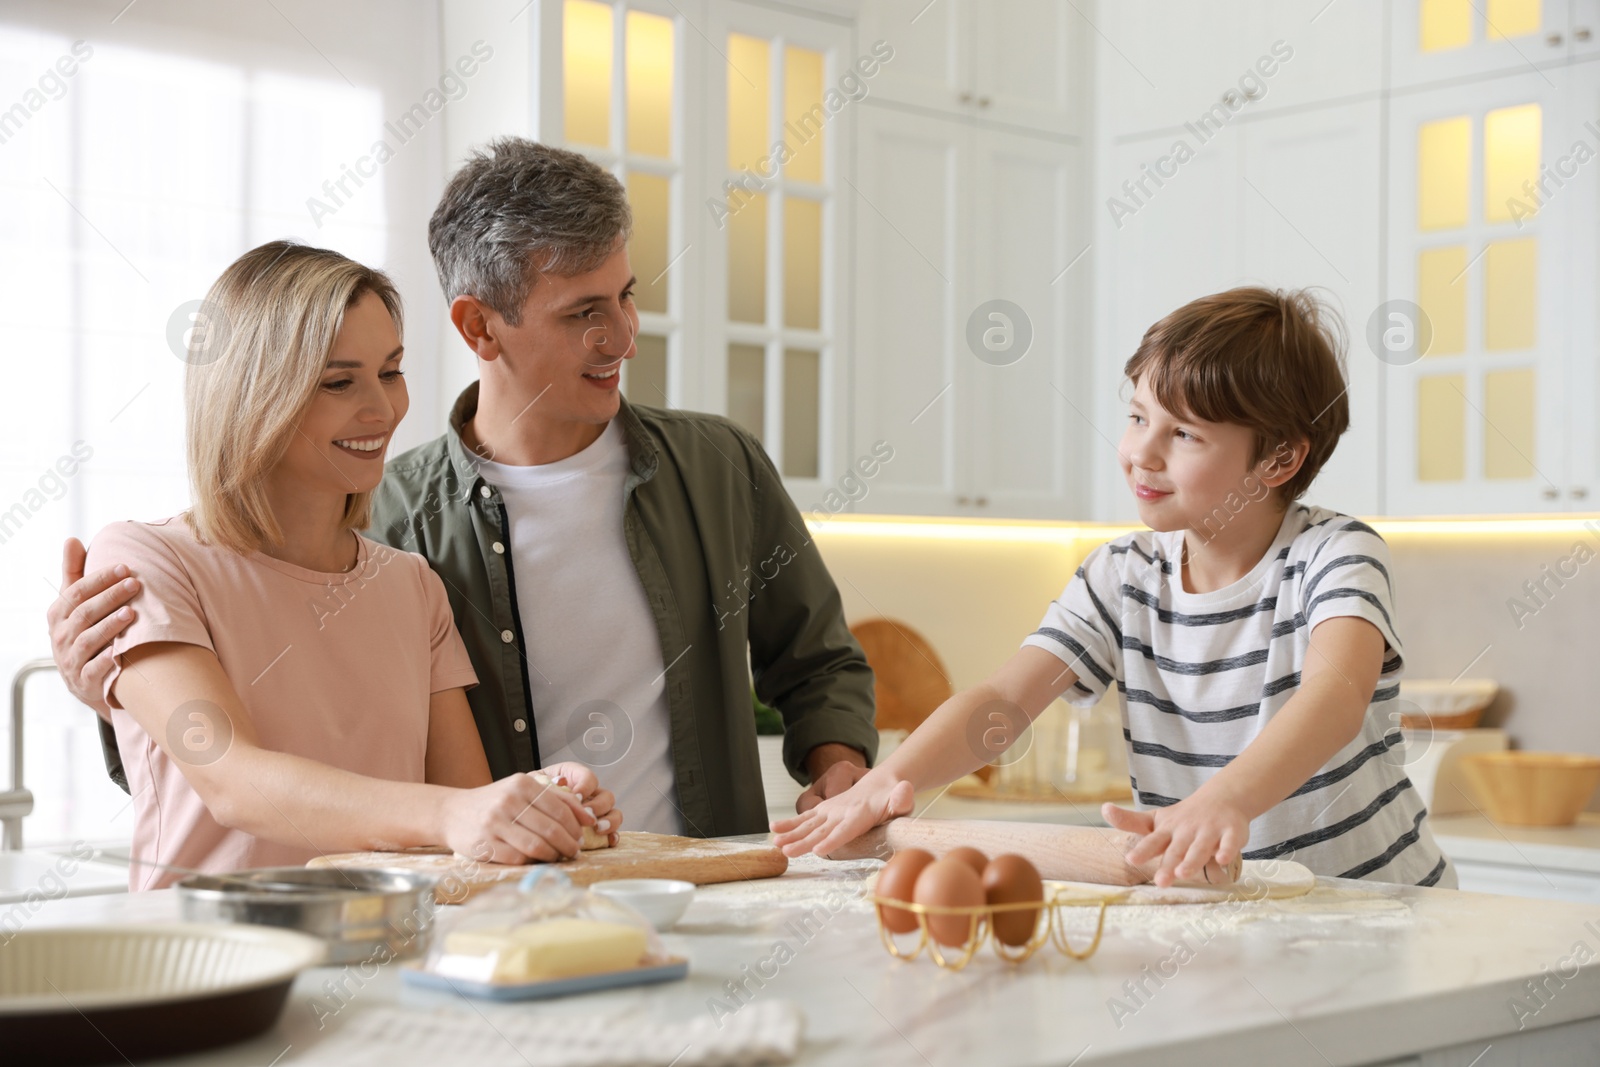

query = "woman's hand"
[1102,790,1252,888]
[538,762,623,846]
[769,769,915,858]
[441,772,599,864]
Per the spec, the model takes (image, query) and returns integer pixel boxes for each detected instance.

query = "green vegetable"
[753,689,784,735]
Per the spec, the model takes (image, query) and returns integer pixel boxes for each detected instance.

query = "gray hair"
[428,137,633,325]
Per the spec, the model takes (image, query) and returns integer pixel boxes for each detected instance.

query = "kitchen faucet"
[2,659,51,850]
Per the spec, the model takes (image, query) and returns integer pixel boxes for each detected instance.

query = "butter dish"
[402,868,687,1001]
[401,955,688,1001]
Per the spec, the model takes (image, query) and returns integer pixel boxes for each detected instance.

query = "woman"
[87,241,620,890]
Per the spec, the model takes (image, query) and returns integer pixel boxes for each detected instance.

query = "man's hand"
[1102,789,1252,888]
[796,742,868,813]
[47,538,140,717]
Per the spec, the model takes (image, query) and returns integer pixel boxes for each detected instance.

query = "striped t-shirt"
[1024,504,1454,887]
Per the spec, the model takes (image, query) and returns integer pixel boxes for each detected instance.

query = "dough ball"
[529,772,612,851]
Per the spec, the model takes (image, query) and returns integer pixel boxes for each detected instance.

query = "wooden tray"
[307,832,788,904]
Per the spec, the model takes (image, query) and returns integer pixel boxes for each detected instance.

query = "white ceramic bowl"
[591,879,695,931]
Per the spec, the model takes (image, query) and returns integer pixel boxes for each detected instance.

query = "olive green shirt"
[363,385,877,837]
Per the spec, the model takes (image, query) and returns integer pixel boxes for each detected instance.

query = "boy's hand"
[770,770,915,858]
[1102,793,1251,888]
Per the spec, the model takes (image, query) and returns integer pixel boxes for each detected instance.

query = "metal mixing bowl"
[176,866,438,965]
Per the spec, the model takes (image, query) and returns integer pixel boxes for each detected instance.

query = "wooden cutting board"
[307,832,788,904]
[850,617,954,734]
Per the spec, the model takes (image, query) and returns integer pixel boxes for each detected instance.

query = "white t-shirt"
[1023,504,1454,887]
[475,420,686,836]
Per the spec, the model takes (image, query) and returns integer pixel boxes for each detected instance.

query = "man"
[48,137,877,838]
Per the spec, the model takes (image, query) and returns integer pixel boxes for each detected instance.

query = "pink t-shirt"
[87,515,478,890]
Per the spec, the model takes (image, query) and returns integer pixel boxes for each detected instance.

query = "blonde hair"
[184,241,403,554]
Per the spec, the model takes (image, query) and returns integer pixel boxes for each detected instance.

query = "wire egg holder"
[869,886,1118,971]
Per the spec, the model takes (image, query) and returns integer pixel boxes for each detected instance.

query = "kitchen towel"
[286,999,804,1066]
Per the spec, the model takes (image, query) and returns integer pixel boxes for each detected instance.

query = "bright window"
[0,13,436,848]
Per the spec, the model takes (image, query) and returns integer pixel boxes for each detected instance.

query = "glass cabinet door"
[547,0,849,496]
[1391,0,1576,89]
[710,3,849,488]
[1560,61,1600,508]
[558,0,681,409]
[1385,70,1570,514]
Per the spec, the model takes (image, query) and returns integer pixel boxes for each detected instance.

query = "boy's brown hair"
[1124,286,1349,503]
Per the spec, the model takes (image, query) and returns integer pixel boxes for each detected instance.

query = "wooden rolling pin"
[823,818,1243,888]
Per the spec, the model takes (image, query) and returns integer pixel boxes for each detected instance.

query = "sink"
[0,847,128,905]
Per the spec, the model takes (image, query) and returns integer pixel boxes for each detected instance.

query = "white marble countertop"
[919,794,1600,879]
[1431,812,1600,874]
[17,838,1600,1067]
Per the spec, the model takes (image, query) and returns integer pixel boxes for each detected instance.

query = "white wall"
[435,0,538,424]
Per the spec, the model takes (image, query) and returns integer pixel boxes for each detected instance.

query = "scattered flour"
[681,855,1416,949]
[683,854,880,927]
[1088,885,1416,944]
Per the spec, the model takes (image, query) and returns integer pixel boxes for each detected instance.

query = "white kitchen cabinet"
[1097,0,1383,138]
[1239,100,1383,517]
[856,0,1085,135]
[536,0,860,501]
[1096,125,1245,523]
[966,0,1087,136]
[1561,58,1600,507]
[1383,68,1577,515]
[855,0,966,115]
[700,1,856,498]
[1237,0,1386,114]
[544,0,1091,518]
[1453,858,1600,903]
[852,103,1089,517]
[963,127,1091,519]
[1390,0,1599,90]
[1094,100,1383,521]
[1092,2,1600,520]
[1434,813,1600,903]
[1096,0,1263,139]
[849,104,965,515]
[535,0,711,410]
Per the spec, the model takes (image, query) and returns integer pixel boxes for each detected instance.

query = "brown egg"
[874,848,936,934]
[982,854,1044,946]
[943,846,989,876]
[913,858,985,947]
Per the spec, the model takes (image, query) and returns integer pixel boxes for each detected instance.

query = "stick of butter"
[443,919,649,983]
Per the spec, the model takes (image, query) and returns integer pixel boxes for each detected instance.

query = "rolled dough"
[1049,859,1315,905]
[530,773,611,851]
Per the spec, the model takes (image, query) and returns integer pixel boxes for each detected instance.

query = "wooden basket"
[1460,752,1600,827]
[1397,679,1498,731]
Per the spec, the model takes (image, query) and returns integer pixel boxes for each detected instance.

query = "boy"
[773,287,1454,889]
